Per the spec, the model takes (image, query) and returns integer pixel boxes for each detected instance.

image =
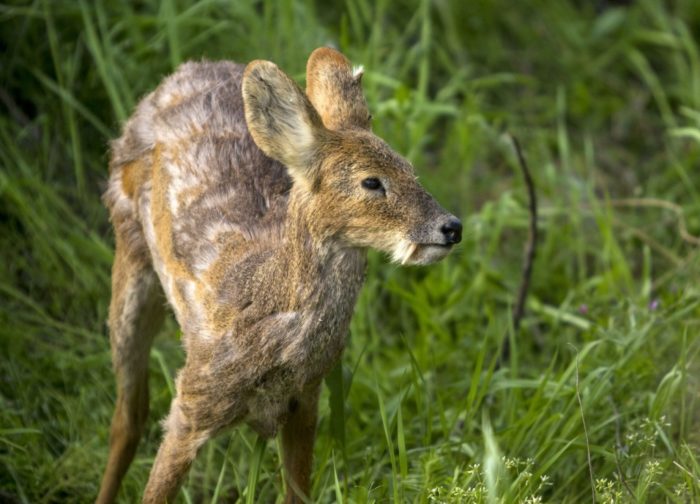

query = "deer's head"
[242,48,461,265]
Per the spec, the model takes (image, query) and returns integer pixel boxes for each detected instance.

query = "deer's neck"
[281,189,367,311]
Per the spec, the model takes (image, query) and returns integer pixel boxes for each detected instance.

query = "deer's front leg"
[281,384,321,504]
[142,396,211,504]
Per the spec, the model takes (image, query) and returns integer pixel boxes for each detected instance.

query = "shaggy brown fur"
[96,47,461,504]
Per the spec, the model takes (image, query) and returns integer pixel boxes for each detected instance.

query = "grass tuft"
[1,0,699,502]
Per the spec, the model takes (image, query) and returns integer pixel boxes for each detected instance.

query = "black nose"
[441,218,462,245]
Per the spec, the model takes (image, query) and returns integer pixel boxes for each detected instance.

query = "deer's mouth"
[408,243,454,265]
[392,240,455,265]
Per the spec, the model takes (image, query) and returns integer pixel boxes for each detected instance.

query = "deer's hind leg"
[97,232,165,504]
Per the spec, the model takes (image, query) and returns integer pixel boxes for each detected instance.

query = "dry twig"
[500,134,538,364]
[608,197,700,247]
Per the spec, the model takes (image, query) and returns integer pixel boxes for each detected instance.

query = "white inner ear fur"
[243,63,320,179]
[277,110,315,166]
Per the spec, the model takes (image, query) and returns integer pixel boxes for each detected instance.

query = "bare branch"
[500,134,538,364]
[608,197,700,247]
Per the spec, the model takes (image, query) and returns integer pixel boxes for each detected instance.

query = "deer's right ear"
[242,60,325,186]
[306,47,370,131]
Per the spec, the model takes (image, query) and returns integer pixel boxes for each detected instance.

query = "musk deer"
[96,47,462,503]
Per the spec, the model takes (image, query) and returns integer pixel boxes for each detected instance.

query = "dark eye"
[361,177,383,192]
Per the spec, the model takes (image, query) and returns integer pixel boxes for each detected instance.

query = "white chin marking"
[391,239,417,265]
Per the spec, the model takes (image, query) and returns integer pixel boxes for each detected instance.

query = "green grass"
[1,0,700,502]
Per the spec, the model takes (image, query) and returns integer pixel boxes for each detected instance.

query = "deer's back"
[105,61,292,336]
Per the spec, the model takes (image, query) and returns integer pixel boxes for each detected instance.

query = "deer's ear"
[306,47,370,131]
[242,60,325,185]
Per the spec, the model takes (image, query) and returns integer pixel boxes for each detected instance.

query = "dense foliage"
[1,0,699,502]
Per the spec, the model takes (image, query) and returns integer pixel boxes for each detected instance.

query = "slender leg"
[97,240,165,504]
[282,386,321,504]
[142,397,211,503]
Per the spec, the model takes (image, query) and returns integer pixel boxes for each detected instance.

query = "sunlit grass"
[1,0,699,502]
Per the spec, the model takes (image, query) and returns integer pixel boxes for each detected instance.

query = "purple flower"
[578,304,589,315]
[649,299,660,311]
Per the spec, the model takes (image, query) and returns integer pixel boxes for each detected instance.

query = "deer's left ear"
[242,60,326,187]
[306,47,371,131]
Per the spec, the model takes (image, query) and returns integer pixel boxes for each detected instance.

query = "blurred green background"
[1,0,699,502]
